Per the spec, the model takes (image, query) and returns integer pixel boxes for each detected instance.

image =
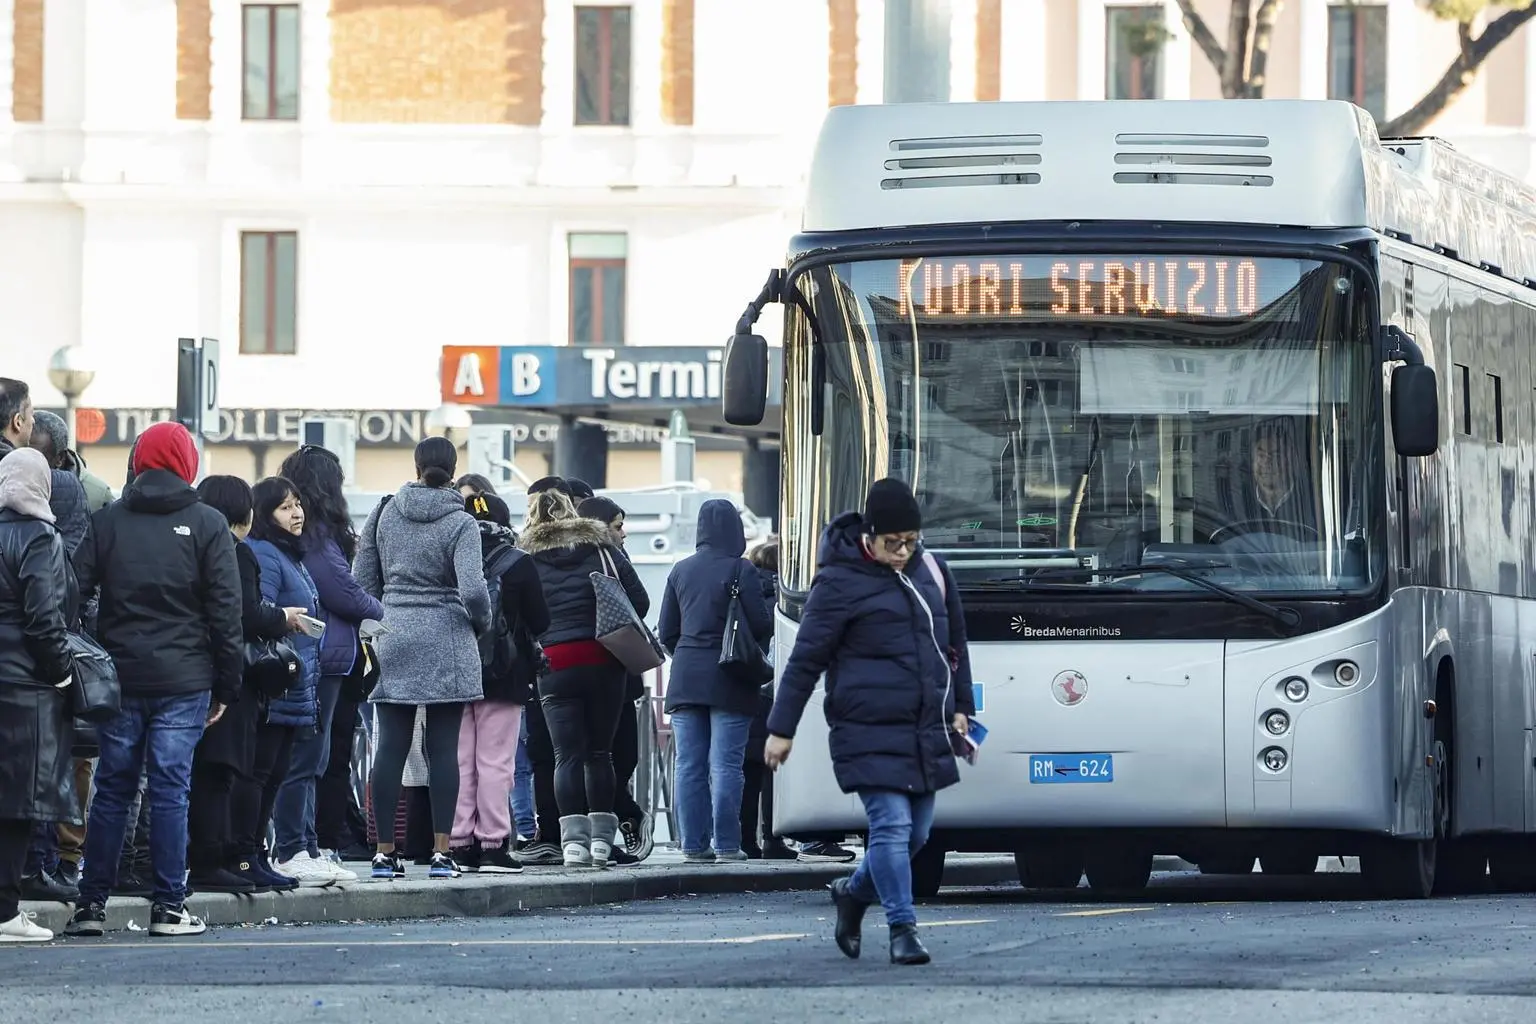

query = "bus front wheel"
[1084,848,1153,895]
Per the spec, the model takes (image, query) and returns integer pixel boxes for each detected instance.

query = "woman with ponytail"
[355,437,491,880]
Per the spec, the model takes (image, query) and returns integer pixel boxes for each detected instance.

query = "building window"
[1105,6,1166,100]
[1327,4,1387,122]
[569,233,627,346]
[1455,363,1471,435]
[243,4,301,121]
[241,232,298,355]
[575,6,631,125]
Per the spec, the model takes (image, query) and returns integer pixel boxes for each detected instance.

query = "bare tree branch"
[1245,0,1284,98]
[1222,0,1255,98]
[1380,8,1536,138]
[1173,0,1228,75]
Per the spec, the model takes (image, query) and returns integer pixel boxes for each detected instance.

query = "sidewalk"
[19,851,1024,935]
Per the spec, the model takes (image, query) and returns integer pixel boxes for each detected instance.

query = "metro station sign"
[442,345,783,409]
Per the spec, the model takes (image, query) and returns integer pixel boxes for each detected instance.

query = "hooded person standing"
[765,479,974,967]
[658,500,773,863]
[355,437,491,881]
[64,421,243,939]
[0,448,77,943]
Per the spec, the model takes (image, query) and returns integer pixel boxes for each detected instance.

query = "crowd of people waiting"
[0,373,901,948]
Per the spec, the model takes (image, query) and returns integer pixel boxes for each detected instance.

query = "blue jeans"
[670,707,753,856]
[847,789,937,927]
[273,675,342,861]
[80,692,212,907]
[511,711,536,840]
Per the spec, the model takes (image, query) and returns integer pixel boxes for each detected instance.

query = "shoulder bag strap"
[598,546,618,580]
[921,551,946,604]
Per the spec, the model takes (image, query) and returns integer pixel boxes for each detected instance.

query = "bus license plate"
[1029,754,1114,784]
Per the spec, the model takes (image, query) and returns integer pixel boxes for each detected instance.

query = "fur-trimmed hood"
[520,515,611,557]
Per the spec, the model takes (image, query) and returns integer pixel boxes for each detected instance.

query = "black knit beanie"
[527,475,569,497]
[566,478,596,501]
[578,496,625,525]
[864,478,922,535]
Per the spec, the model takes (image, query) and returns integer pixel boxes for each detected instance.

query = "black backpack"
[479,541,522,680]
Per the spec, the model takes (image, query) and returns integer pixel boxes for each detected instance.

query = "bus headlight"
[1264,710,1290,736]
[1283,677,1309,702]
[1261,747,1288,772]
[1334,661,1359,686]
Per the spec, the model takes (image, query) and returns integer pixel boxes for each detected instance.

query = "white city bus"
[721,99,1536,899]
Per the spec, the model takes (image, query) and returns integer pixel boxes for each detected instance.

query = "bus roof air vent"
[1112,133,1274,187]
[882,134,1044,191]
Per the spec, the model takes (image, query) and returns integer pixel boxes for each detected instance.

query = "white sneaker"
[318,852,358,884]
[275,852,337,888]
[0,911,52,943]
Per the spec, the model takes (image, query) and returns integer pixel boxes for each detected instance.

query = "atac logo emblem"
[1051,670,1088,707]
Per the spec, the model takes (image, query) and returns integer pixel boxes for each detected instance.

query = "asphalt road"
[7,870,1536,1023]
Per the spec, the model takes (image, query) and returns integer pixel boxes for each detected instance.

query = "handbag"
[590,548,666,674]
[719,564,773,684]
[244,636,303,700]
[343,627,383,702]
[65,630,120,722]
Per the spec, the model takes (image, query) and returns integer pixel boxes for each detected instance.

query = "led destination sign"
[894,256,1300,320]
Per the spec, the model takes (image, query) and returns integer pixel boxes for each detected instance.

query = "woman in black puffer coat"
[766,479,974,967]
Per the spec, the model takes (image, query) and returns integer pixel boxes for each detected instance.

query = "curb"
[20,855,1020,934]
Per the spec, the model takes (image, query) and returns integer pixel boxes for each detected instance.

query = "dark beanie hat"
[566,478,596,501]
[527,475,569,497]
[864,478,922,535]
[466,492,512,528]
[578,496,624,525]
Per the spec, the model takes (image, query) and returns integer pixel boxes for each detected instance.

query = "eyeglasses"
[877,536,919,554]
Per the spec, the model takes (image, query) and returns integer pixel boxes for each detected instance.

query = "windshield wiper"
[1029,563,1302,629]
[972,577,1139,592]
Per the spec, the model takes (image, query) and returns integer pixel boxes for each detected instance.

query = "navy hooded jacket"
[767,511,975,795]
[659,499,773,717]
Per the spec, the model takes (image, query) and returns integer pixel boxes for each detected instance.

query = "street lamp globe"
[425,403,474,448]
[47,346,96,399]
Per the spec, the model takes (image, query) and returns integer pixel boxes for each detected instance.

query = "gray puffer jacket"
[356,482,491,705]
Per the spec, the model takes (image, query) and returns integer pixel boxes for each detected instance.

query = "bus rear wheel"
[1083,848,1153,895]
[1015,846,1085,889]
[911,843,946,898]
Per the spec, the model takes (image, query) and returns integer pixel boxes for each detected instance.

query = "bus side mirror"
[723,333,769,426]
[1391,363,1439,457]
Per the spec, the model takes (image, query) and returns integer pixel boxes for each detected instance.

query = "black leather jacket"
[0,509,76,686]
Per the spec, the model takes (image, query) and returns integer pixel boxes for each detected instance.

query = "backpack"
[479,541,522,680]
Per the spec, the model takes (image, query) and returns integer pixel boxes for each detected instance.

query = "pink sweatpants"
[451,699,522,846]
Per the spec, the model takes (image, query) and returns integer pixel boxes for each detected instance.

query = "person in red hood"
[65,420,244,939]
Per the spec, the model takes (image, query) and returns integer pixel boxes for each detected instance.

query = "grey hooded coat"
[356,482,491,705]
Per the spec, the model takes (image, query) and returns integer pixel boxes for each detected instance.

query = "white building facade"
[0,0,1532,490]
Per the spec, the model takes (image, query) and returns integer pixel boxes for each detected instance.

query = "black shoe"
[188,868,259,895]
[63,902,106,938]
[149,903,207,937]
[21,869,78,903]
[798,841,857,863]
[830,878,869,960]
[478,843,522,875]
[54,861,81,888]
[609,848,639,866]
[889,923,930,965]
[763,839,797,861]
[111,873,152,899]
[743,844,764,860]
[450,844,481,873]
[232,860,282,893]
[338,843,375,863]
[371,852,406,879]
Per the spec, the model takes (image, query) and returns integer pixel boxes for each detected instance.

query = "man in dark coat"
[0,376,34,458]
[766,479,974,966]
[65,421,243,939]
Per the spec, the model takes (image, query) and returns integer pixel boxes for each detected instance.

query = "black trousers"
[231,723,296,857]
[370,703,464,841]
[317,696,367,851]
[611,695,645,824]
[523,696,560,843]
[187,763,237,871]
[540,664,626,816]
[0,817,31,921]
[117,772,151,879]
[741,758,768,850]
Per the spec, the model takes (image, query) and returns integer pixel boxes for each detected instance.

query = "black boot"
[889,923,931,965]
[830,878,869,960]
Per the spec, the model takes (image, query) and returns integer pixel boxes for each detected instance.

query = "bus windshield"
[779,253,1382,597]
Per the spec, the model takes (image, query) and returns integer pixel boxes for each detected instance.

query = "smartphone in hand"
[294,614,326,639]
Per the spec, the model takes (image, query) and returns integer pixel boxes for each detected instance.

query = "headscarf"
[0,447,56,522]
[133,421,200,484]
